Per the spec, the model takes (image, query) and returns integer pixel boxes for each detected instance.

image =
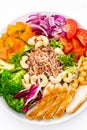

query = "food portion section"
[0,13,87,121]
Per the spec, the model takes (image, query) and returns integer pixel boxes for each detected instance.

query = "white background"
[0,0,87,129]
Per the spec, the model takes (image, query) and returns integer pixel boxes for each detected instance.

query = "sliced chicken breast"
[66,85,87,114]
[43,86,68,120]
[54,88,75,118]
[26,85,61,120]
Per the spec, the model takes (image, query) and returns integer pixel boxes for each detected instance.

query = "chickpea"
[79,67,84,72]
[85,57,87,61]
[80,71,86,77]
[70,82,78,89]
[83,65,87,71]
[74,79,79,84]
[82,61,87,66]
[80,81,87,85]
[85,77,87,81]
[81,56,85,61]
[78,76,84,83]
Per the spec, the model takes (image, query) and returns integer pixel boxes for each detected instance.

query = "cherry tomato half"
[66,19,78,39]
[72,47,87,61]
[76,28,87,46]
[72,37,83,50]
[59,36,73,54]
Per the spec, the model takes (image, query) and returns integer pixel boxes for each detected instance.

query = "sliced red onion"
[40,20,49,29]
[29,23,48,36]
[48,16,55,27]
[26,13,66,39]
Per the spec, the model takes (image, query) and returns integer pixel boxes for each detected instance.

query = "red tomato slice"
[72,47,87,61]
[59,36,73,54]
[76,28,87,46]
[72,37,83,50]
[66,19,78,39]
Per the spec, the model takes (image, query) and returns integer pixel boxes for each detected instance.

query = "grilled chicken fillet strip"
[43,86,68,120]
[26,85,61,120]
[54,88,75,118]
[66,85,87,114]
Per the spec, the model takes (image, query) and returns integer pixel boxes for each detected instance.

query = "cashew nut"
[27,35,49,49]
[55,83,62,88]
[28,36,37,46]
[20,55,28,69]
[43,82,54,95]
[23,73,30,84]
[63,83,69,88]
[37,35,49,46]
[31,75,38,84]
[38,74,48,87]
[63,73,73,83]
[46,82,55,89]
[22,79,31,89]
[54,47,64,55]
[78,58,82,69]
[49,74,62,84]
[35,41,43,49]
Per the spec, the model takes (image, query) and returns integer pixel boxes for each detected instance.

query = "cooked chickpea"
[85,77,87,81]
[85,57,87,61]
[80,80,87,85]
[74,79,79,84]
[81,56,85,61]
[79,67,84,72]
[80,56,84,60]
[78,76,85,83]
[82,61,87,66]
[71,82,78,89]
[80,71,86,77]
[83,65,87,70]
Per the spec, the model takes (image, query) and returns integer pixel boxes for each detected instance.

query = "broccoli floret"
[4,94,24,113]
[1,69,26,95]
[0,76,3,96]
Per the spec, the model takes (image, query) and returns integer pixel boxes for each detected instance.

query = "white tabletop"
[0,0,87,129]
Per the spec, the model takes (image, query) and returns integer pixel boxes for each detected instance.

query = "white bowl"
[0,11,87,125]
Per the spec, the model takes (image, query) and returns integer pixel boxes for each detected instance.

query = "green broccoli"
[4,94,24,113]
[0,76,3,96]
[1,69,26,95]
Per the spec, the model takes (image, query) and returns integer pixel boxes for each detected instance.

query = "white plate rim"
[0,11,87,125]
